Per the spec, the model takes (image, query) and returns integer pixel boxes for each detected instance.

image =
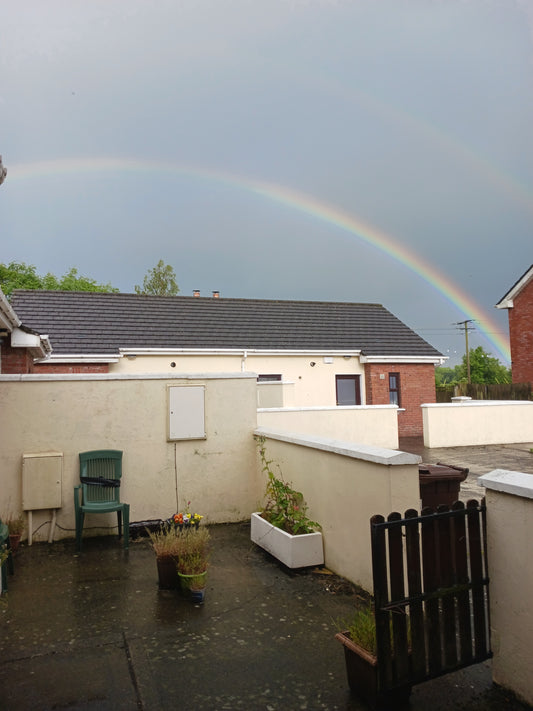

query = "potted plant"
[148,504,205,589]
[147,522,183,589]
[251,436,323,568]
[175,526,211,603]
[335,604,412,710]
[6,513,24,553]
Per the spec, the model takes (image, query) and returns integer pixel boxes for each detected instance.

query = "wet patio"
[1,519,531,711]
[2,441,533,710]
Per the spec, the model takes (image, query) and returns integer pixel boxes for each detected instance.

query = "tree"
[435,365,462,385]
[0,261,118,297]
[134,260,179,296]
[0,261,42,295]
[454,346,511,384]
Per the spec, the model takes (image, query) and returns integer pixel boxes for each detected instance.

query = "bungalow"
[496,264,533,384]
[6,289,444,437]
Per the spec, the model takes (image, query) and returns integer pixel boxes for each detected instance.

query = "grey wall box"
[168,385,206,440]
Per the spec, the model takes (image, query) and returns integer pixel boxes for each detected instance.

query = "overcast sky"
[2,0,532,366]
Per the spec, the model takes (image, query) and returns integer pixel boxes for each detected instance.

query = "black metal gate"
[370,500,491,694]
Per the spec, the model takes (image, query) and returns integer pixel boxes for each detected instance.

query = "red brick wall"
[1,342,35,373]
[1,343,109,375]
[508,280,533,384]
[364,363,436,438]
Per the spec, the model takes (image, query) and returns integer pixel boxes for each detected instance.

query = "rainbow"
[7,157,511,362]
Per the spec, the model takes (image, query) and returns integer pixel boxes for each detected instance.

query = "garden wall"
[422,400,533,447]
[257,404,399,449]
[479,470,533,707]
[0,373,260,543]
[254,427,421,592]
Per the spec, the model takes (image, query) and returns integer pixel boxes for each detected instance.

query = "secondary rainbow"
[8,157,511,362]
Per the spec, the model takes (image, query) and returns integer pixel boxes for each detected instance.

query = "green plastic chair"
[74,450,130,551]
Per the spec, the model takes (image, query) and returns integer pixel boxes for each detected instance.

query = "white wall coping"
[254,427,421,466]
[257,404,397,413]
[422,400,533,408]
[0,372,258,383]
[479,469,533,499]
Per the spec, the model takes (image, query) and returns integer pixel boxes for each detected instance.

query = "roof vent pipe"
[212,291,220,298]
[193,290,200,297]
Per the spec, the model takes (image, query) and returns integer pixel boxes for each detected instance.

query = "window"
[257,374,282,382]
[335,375,361,405]
[389,373,400,406]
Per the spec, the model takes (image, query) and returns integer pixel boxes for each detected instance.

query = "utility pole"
[455,320,475,384]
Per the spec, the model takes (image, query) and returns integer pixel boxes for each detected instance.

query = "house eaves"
[495,264,533,309]
[119,348,363,357]
[35,353,120,364]
[359,354,446,365]
[0,288,21,332]
[11,327,53,359]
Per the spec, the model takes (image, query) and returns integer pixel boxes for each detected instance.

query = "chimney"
[193,289,200,297]
[212,290,220,298]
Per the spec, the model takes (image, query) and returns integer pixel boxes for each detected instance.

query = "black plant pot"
[156,556,179,589]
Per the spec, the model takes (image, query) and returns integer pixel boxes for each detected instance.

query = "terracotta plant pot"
[335,631,411,710]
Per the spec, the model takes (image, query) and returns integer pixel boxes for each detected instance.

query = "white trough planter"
[250,512,324,568]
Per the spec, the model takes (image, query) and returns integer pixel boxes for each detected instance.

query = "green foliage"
[342,605,377,654]
[0,261,42,295]
[175,527,211,575]
[0,261,118,297]
[134,259,179,296]
[435,365,462,385]
[256,435,320,535]
[436,347,511,385]
[456,346,511,384]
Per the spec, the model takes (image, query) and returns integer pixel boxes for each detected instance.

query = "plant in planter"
[335,604,412,710]
[5,513,24,553]
[251,436,323,568]
[168,506,203,530]
[147,523,183,589]
[175,526,211,603]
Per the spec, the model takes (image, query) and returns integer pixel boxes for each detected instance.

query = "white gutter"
[34,353,120,364]
[359,354,447,366]
[119,348,363,357]
[11,328,53,359]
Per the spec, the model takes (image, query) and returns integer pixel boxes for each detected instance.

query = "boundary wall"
[257,405,399,449]
[0,373,260,542]
[479,470,533,707]
[254,427,421,591]
[422,401,533,447]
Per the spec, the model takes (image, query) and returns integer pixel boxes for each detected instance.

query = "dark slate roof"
[10,290,443,359]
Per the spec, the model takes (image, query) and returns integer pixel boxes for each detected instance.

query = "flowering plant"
[168,502,203,528]
[172,511,203,526]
